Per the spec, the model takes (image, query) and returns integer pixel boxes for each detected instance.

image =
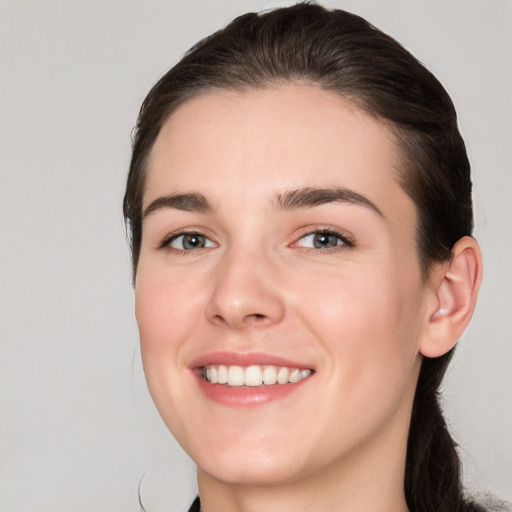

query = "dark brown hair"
[124,4,475,511]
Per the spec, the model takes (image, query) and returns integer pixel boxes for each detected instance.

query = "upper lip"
[189,351,314,370]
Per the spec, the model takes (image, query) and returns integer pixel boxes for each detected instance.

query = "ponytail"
[405,352,465,511]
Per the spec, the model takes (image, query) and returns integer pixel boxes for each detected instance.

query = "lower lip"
[194,372,311,407]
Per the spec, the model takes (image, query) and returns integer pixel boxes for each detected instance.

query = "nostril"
[249,314,269,323]
[211,312,268,327]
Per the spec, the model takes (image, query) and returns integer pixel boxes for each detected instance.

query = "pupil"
[184,234,204,249]
[314,233,337,248]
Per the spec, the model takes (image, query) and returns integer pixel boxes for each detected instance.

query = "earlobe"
[420,236,483,358]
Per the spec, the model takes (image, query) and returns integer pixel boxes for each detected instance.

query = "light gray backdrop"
[1,1,511,511]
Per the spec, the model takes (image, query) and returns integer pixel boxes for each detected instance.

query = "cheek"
[269,264,424,465]
[134,269,207,437]
[134,269,208,397]
[296,262,424,384]
[136,269,202,343]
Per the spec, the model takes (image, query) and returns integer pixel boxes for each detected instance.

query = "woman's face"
[135,86,433,486]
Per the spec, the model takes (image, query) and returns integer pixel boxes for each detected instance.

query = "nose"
[205,247,285,329]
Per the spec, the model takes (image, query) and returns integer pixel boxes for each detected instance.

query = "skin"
[134,85,479,512]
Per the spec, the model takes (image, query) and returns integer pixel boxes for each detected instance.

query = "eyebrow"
[142,186,384,219]
[143,192,213,219]
[275,187,384,217]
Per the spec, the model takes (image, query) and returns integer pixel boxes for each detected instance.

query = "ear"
[420,236,483,358]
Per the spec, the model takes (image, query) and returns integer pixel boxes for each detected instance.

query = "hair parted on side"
[124,3,478,511]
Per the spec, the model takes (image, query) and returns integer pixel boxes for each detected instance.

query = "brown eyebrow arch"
[275,186,384,217]
[143,192,213,219]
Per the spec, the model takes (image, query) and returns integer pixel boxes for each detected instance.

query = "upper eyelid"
[158,228,216,249]
[292,226,355,245]
[170,233,216,250]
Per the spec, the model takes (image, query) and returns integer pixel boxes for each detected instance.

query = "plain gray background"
[1,1,511,511]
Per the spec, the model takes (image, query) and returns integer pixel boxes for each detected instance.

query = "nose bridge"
[206,242,285,328]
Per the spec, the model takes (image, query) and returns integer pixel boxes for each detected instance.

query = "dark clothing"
[187,496,504,511]
[187,496,201,512]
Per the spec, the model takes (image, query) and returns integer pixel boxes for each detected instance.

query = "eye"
[167,233,215,251]
[295,230,353,250]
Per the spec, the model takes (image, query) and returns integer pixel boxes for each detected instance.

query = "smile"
[202,364,313,387]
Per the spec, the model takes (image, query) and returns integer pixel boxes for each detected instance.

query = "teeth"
[209,366,218,384]
[288,369,300,383]
[203,365,312,387]
[262,366,277,385]
[244,365,263,387]
[299,369,310,380]
[217,365,228,384]
[227,365,245,386]
[277,367,289,384]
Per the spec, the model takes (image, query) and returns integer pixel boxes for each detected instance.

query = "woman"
[124,4,492,511]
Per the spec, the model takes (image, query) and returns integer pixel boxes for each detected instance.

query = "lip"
[189,351,315,407]
[189,351,313,370]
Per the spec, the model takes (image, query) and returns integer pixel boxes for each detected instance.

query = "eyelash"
[292,228,355,253]
[158,230,215,254]
[158,227,355,254]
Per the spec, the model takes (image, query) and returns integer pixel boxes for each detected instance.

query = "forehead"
[145,85,413,223]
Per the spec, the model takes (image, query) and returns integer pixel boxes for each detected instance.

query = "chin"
[186,429,310,487]
[198,451,305,487]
